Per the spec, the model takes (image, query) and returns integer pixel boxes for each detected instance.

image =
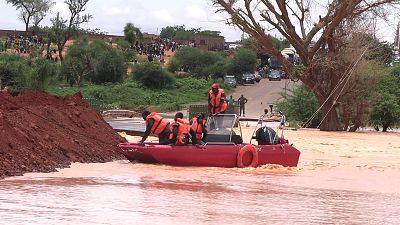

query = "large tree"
[6,0,54,32]
[213,0,399,131]
[50,0,92,62]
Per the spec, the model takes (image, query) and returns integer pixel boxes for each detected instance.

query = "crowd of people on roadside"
[133,38,195,63]
[2,33,44,54]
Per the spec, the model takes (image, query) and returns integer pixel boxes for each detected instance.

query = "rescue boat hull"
[117,143,301,168]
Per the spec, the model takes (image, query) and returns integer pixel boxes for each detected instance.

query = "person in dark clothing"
[140,111,170,145]
[237,94,248,117]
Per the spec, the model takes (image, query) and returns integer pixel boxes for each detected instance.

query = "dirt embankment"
[0,91,125,178]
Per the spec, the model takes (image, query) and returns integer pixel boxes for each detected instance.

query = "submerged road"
[229,78,298,118]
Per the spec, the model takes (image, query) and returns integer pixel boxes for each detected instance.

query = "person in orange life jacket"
[169,112,192,145]
[190,113,207,143]
[139,111,170,145]
[208,83,227,115]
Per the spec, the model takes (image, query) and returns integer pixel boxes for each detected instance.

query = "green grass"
[47,77,230,111]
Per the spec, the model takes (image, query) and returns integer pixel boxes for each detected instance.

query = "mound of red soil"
[0,91,126,178]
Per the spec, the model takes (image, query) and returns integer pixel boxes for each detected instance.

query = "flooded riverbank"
[1,128,399,224]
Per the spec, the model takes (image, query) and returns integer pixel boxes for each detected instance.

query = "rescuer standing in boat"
[208,83,227,115]
[169,112,192,145]
[190,113,207,144]
[140,111,170,145]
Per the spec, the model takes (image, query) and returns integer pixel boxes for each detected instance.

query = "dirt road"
[229,78,298,118]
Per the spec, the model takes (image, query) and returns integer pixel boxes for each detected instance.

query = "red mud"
[0,91,125,178]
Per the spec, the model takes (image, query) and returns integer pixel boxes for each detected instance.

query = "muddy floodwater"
[1,128,399,225]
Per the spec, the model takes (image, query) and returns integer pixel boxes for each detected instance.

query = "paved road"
[228,79,298,118]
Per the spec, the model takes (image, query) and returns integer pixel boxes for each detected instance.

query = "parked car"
[268,69,281,81]
[254,73,262,83]
[242,73,255,84]
[224,75,237,88]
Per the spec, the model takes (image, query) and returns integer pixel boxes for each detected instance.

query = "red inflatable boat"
[117,114,300,168]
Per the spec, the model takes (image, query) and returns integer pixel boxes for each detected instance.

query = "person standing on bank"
[227,95,235,106]
[208,83,227,115]
[140,111,170,145]
[237,94,248,117]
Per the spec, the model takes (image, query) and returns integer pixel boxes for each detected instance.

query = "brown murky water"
[1,128,400,225]
[1,160,399,225]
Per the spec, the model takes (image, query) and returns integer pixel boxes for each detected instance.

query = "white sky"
[0,0,244,41]
[0,0,397,42]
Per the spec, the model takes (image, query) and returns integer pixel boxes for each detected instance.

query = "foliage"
[276,85,321,128]
[132,62,175,89]
[354,33,395,65]
[174,30,195,41]
[227,48,257,75]
[0,54,31,91]
[0,54,59,92]
[197,30,221,37]
[29,57,59,90]
[167,57,181,73]
[47,78,214,110]
[172,48,224,79]
[160,25,218,40]
[123,23,142,48]
[160,26,180,40]
[61,39,126,85]
[369,66,400,131]
[202,59,228,80]
[115,39,137,62]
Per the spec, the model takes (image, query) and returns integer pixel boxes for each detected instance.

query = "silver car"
[268,69,281,81]
[224,75,237,88]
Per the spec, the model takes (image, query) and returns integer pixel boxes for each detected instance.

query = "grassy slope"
[47,78,231,111]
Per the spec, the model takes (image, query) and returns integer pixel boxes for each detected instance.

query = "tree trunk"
[25,15,30,32]
[382,124,389,132]
[46,40,51,57]
[317,98,343,131]
[58,48,63,62]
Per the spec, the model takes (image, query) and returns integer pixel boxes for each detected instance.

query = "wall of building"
[194,34,225,51]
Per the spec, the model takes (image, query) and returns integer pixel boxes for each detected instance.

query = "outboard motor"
[255,126,280,145]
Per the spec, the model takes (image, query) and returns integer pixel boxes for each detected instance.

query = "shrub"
[227,48,257,75]
[29,58,59,90]
[369,66,400,131]
[173,48,224,78]
[61,39,126,85]
[0,54,30,90]
[276,85,321,128]
[133,62,175,89]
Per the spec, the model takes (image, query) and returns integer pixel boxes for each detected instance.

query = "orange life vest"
[169,118,191,145]
[146,112,169,136]
[190,117,206,140]
[209,89,227,114]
